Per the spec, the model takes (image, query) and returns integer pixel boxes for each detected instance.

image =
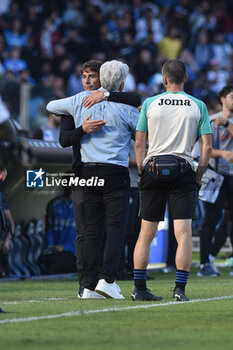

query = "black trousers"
[125,187,141,273]
[209,209,233,257]
[82,164,130,290]
[199,175,233,264]
[72,189,86,288]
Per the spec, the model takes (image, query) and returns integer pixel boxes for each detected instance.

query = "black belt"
[84,162,126,170]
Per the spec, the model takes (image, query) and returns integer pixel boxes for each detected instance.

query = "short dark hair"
[81,60,103,74]
[161,59,186,84]
[219,85,233,101]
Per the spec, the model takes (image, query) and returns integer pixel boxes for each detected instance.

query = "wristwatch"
[104,91,110,99]
[223,120,229,128]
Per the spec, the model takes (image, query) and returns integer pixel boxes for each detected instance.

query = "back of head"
[161,59,186,84]
[100,60,129,91]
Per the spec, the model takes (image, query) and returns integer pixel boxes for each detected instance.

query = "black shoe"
[0,307,7,313]
[173,288,189,302]
[131,288,163,301]
[78,286,84,299]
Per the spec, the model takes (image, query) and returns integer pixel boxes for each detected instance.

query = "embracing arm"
[108,92,141,107]
[46,97,74,116]
[59,115,85,148]
[83,91,141,108]
[59,114,106,148]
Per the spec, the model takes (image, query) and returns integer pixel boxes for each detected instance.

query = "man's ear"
[119,82,124,91]
[184,74,188,83]
[162,76,167,86]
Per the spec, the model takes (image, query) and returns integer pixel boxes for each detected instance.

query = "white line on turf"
[1,295,233,324]
[3,298,68,305]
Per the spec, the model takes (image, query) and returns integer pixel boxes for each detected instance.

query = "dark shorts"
[139,168,199,221]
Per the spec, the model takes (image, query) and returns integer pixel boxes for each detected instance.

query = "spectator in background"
[148,55,166,96]
[189,1,217,35]
[179,49,198,95]
[198,85,233,277]
[1,70,20,120]
[23,4,43,38]
[62,27,87,63]
[3,18,28,50]
[3,46,27,78]
[62,0,84,31]
[0,93,15,313]
[208,209,233,273]
[32,111,60,141]
[42,184,77,275]
[39,18,62,58]
[21,37,41,82]
[0,191,14,278]
[0,0,231,130]
[157,26,183,59]
[193,30,212,72]
[211,32,233,70]
[93,23,117,59]
[67,62,83,96]
[0,34,8,65]
[28,73,56,128]
[0,170,10,313]
[133,49,156,95]
[134,7,163,44]
[124,66,137,93]
[207,59,231,97]
[56,57,73,86]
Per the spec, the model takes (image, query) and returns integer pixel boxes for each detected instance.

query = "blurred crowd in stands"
[0,0,232,134]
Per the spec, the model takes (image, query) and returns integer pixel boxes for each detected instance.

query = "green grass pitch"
[1,266,233,350]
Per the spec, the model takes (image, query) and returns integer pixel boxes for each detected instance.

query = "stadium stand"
[0,0,232,277]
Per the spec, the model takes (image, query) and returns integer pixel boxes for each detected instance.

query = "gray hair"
[100,60,129,91]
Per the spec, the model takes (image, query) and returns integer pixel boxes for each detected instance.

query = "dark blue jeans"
[199,175,233,264]
[82,164,130,290]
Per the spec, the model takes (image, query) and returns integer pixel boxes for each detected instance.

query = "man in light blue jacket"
[47,60,139,299]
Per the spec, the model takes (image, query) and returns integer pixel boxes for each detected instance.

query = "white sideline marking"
[1,295,233,324]
[3,298,68,305]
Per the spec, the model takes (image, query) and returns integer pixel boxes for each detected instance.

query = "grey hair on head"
[100,60,129,91]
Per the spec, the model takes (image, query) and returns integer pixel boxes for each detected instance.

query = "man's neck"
[166,83,184,92]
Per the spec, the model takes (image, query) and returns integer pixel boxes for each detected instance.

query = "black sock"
[175,269,189,291]
[134,269,147,290]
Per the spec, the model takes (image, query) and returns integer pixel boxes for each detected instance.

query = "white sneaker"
[81,288,106,299]
[95,279,125,299]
